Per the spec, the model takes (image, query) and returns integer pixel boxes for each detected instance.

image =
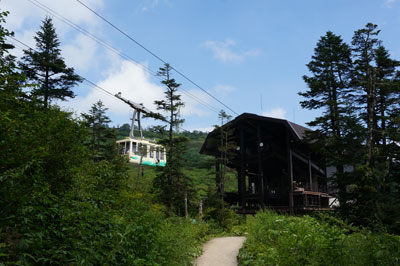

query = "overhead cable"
[75,0,239,116]
[26,0,221,114]
[8,36,193,132]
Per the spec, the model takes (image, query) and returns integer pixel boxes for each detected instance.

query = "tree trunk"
[184,189,188,219]
[136,155,143,189]
[366,68,377,167]
[44,67,49,109]
[380,95,387,146]
[199,199,203,219]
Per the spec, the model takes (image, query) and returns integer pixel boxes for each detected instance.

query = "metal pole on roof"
[116,92,150,139]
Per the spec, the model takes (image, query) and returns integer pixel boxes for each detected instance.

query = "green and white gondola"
[117,138,166,167]
[114,92,167,167]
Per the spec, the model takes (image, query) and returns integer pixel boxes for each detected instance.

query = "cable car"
[117,138,166,166]
[115,92,166,167]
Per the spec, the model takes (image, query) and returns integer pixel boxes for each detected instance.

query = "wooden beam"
[308,158,313,191]
[257,124,265,210]
[292,150,325,175]
[286,131,294,214]
[240,122,246,213]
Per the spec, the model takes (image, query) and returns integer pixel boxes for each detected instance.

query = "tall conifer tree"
[374,46,400,153]
[20,16,82,108]
[152,63,192,214]
[350,25,400,229]
[299,31,363,205]
[351,23,382,167]
[301,24,400,232]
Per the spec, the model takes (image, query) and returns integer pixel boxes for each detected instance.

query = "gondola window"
[150,146,155,158]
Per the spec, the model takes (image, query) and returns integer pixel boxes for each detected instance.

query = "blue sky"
[3,0,400,131]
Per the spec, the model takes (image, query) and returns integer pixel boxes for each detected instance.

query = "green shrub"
[155,217,212,266]
[238,211,400,266]
[0,104,214,265]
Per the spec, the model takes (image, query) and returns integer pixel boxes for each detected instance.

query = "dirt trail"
[194,236,246,266]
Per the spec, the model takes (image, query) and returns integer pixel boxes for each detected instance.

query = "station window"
[125,142,131,154]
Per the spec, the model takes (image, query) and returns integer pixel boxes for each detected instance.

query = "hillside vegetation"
[239,211,400,266]
[0,101,216,265]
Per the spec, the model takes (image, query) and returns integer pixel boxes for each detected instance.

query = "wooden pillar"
[318,194,321,209]
[286,131,294,213]
[237,167,241,196]
[289,148,294,213]
[304,194,308,208]
[240,123,246,213]
[236,166,242,197]
[257,124,265,210]
[308,158,312,191]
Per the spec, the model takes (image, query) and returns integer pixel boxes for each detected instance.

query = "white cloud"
[2,0,213,128]
[214,84,235,93]
[2,0,104,31]
[140,0,171,11]
[142,0,159,11]
[63,56,212,127]
[262,108,287,119]
[184,126,214,133]
[8,29,37,58]
[203,38,260,63]
[62,33,98,71]
[2,0,104,72]
[385,0,399,7]
[66,59,164,118]
[179,89,213,117]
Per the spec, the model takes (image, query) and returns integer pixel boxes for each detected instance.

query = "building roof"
[288,121,310,140]
[200,112,312,156]
[230,113,310,141]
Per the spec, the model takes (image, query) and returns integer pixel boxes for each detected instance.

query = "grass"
[238,211,400,266]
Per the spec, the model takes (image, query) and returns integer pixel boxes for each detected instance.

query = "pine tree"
[349,25,400,230]
[301,25,400,232]
[0,10,26,98]
[0,10,15,69]
[300,31,355,140]
[214,110,236,226]
[19,16,82,108]
[372,46,400,197]
[374,46,400,154]
[82,100,116,162]
[216,110,232,199]
[152,63,192,214]
[351,23,382,167]
[299,31,363,206]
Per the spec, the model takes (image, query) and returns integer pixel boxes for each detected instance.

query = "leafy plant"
[238,211,400,266]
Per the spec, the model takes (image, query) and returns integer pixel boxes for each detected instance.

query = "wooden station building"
[200,113,332,214]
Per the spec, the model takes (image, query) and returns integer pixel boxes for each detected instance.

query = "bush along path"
[195,236,246,266]
[238,211,400,266]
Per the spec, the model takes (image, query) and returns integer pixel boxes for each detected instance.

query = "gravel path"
[194,236,246,266]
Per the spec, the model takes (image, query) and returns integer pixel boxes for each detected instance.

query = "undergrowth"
[238,211,400,266]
